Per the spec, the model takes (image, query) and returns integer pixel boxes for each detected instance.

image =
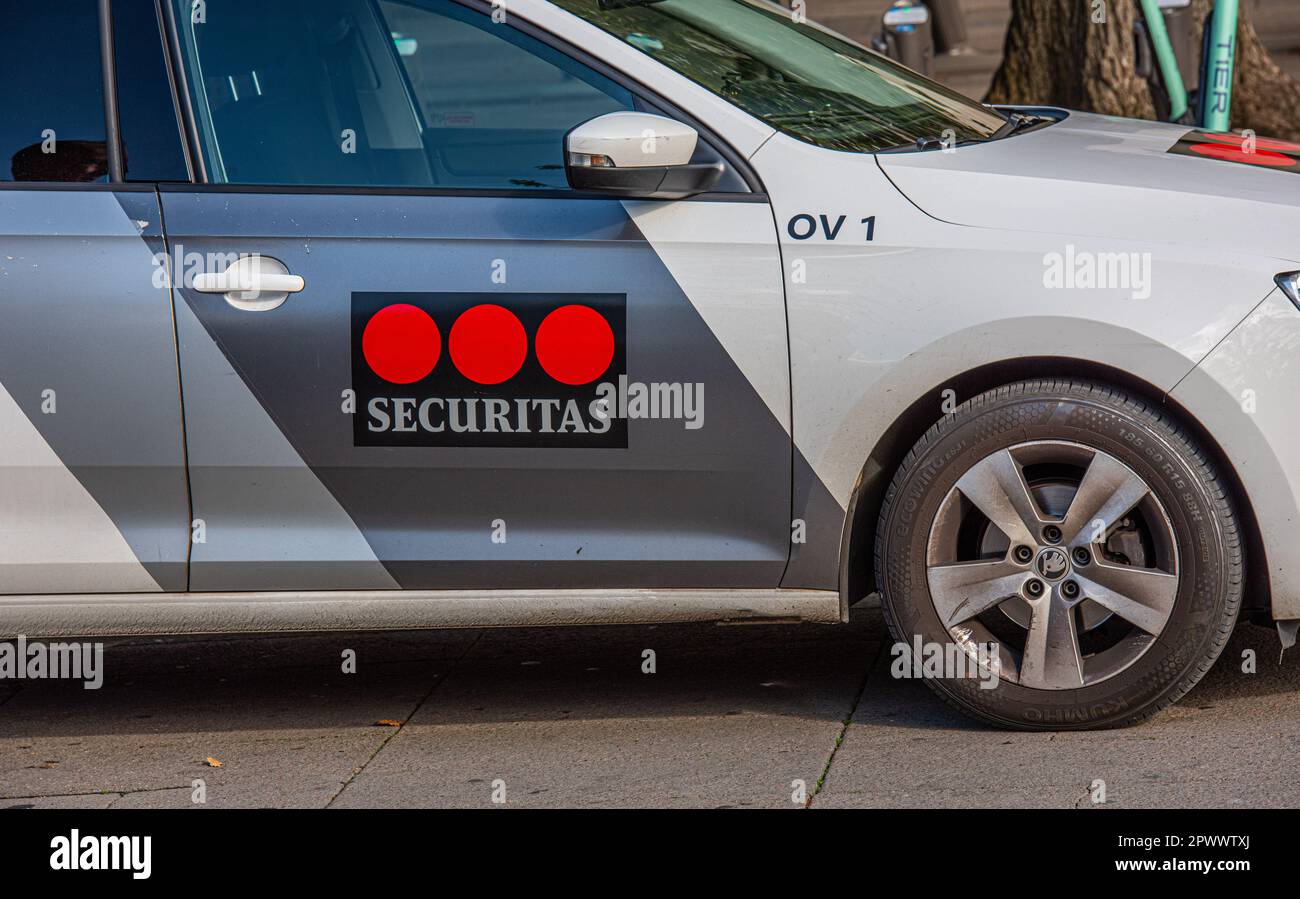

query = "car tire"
[875,379,1243,729]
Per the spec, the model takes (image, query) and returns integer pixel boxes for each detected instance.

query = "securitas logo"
[354,292,700,448]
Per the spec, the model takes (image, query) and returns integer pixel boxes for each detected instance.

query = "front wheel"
[876,380,1243,729]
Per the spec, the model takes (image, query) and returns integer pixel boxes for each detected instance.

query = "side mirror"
[565,111,724,200]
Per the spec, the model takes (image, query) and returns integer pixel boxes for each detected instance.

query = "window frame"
[156,0,767,201]
[99,0,125,181]
[140,0,197,183]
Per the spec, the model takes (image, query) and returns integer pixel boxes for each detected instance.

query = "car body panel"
[2,586,841,639]
[162,189,793,591]
[2,0,1299,641]
[749,130,1289,593]
[878,111,1300,266]
[1172,289,1300,619]
[0,188,189,595]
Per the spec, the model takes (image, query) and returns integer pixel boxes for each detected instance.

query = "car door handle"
[192,255,304,312]
[193,272,305,294]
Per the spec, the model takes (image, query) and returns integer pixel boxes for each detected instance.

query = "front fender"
[1172,289,1300,620]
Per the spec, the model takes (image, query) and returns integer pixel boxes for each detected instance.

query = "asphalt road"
[1,604,1297,809]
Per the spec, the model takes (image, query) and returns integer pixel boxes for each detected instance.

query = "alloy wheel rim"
[925,440,1180,690]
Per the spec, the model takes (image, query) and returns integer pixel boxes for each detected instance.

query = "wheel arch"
[837,357,1270,621]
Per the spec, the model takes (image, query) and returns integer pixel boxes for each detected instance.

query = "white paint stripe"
[622,200,791,434]
[0,381,160,594]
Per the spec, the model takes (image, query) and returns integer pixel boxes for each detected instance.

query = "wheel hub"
[1035,547,1070,581]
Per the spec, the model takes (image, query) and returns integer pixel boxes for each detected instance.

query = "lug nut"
[1062,580,1080,599]
[1042,525,1063,544]
[1072,547,1091,566]
[1014,545,1033,563]
[1025,579,1045,598]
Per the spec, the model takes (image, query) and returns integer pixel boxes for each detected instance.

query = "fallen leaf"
[205,757,223,768]
[374,719,403,727]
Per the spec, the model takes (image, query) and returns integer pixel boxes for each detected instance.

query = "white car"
[3,0,1299,729]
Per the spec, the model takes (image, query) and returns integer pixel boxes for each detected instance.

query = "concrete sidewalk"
[0,607,1294,809]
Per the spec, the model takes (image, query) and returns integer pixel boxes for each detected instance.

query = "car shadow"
[0,613,885,739]
[0,608,1290,739]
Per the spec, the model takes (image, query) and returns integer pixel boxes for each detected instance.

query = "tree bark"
[984,0,1155,119]
[985,0,1300,141]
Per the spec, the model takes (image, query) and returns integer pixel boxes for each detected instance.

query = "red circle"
[362,303,440,384]
[535,304,615,385]
[449,304,528,385]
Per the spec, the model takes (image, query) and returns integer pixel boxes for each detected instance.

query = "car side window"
[171,0,636,190]
[1,3,109,183]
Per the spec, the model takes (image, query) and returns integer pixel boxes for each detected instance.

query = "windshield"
[553,0,1008,153]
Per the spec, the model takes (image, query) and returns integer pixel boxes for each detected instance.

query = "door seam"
[154,186,195,592]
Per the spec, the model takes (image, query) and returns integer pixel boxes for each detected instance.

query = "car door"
[0,2,190,595]
[159,0,791,592]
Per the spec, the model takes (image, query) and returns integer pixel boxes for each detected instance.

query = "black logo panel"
[351,292,627,448]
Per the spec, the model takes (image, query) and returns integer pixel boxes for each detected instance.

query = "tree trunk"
[984,0,1155,119]
[985,0,1300,141]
